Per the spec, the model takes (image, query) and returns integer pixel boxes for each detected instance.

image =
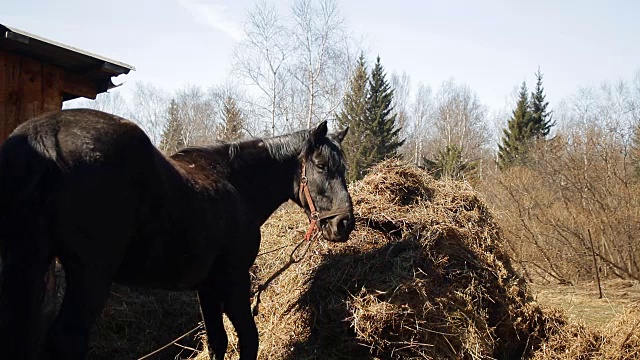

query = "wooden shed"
[0,23,135,143]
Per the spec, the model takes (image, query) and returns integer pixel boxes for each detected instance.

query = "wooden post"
[588,229,603,299]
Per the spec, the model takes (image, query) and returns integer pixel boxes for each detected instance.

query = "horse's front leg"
[223,271,258,360]
[197,286,228,360]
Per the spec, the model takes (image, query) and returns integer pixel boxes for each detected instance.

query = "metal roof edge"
[1,23,136,72]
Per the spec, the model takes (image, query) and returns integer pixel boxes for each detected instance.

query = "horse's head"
[297,121,354,242]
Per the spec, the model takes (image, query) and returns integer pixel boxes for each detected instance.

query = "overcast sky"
[3,0,639,113]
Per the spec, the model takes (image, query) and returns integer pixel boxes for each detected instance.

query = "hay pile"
[90,285,202,359]
[203,160,562,359]
[44,262,203,360]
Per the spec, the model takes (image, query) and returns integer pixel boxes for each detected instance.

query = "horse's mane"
[175,127,344,170]
[261,130,310,161]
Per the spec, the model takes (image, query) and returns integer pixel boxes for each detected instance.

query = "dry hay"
[199,159,563,359]
[89,285,203,359]
[531,306,640,360]
[46,263,203,359]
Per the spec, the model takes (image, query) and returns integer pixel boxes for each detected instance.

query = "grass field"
[531,279,640,327]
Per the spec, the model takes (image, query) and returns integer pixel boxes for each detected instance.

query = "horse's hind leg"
[43,263,112,360]
[223,272,258,360]
[0,246,52,359]
[197,285,228,360]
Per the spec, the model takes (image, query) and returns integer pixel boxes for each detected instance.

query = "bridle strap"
[300,161,319,241]
[315,208,351,220]
[299,159,350,241]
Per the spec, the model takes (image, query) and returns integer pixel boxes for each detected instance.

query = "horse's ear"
[311,120,328,144]
[333,126,349,144]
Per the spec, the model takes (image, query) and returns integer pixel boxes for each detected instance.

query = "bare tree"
[289,0,349,128]
[390,71,412,131]
[390,71,414,161]
[404,82,433,165]
[429,79,490,163]
[128,82,169,146]
[233,0,289,135]
[173,85,217,146]
[63,89,129,118]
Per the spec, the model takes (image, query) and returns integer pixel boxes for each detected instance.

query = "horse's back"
[0,109,160,268]
[8,109,154,166]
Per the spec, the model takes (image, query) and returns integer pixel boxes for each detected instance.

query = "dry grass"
[529,280,640,360]
[531,280,640,327]
[530,305,640,360]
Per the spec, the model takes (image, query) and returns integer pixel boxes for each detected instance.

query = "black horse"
[0,109,354,360]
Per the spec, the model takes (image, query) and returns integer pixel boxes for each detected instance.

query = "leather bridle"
[299,159,351,241]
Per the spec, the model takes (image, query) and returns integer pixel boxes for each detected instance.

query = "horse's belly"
[113,242,219,291]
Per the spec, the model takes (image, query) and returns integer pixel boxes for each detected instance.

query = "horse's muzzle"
[322,212,355,242]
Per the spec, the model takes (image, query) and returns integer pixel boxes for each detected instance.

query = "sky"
[3,0,640,114]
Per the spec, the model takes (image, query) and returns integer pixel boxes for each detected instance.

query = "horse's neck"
[229,138,304,225]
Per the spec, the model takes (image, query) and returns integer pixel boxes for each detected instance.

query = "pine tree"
[160,99,186,154]
[422,144,478,180]
[337,54,370,182]
[219,96,245,141]
[498,81,532,169]
[364,55,404,165]
[530,68,554,138]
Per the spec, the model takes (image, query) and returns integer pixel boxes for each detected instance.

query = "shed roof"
[1,23,135,100]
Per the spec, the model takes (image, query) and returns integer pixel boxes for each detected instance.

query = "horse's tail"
[0,130,59,359]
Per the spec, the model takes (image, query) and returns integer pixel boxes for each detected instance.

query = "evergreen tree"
[363,55,404,165]
[160,99,186,154]
[337,54,370,182]
[422,144,478,180]
[497,81,532,169]
[530,68,554,138]
[219,96,245,141]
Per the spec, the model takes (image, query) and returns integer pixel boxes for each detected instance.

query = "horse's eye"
[316,163,327,172]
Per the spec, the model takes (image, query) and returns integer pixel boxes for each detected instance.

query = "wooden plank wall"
[0,50,64,143]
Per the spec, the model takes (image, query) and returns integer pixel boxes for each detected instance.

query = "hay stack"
[46,264,203,360]
[209,159,561,359]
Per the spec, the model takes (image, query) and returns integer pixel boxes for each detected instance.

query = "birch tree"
[129,82,169,146]
[289,0,349,128]
[431,79,489,162]
[233,0,290,135]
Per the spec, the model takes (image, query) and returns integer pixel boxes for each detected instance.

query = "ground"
[530,279,640,327]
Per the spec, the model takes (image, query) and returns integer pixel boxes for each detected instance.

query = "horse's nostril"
[339,218,349,233]
[334,214,353,235]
